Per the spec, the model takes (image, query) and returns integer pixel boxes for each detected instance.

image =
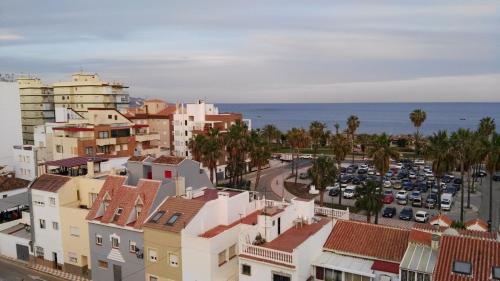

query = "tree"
[367,133,400,224]
[330,133,350,206]
[478,117,496,137]
[188,134,206,162]
[347,115,360,163]
[355,181,383,223]
[484,133,500,231]
[249,130,271,190]
[309,121,326,158]
[450,128,473,223]
[308,156,337,206]
[202,128,223,186]
[424,131,455,212]
[225,120,249,187]
[286,128,309,183]
[409,109,427,157]
[262,124,281,145]
[357,134,374,160]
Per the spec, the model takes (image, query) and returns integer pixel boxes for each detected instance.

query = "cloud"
[0,29,22,41]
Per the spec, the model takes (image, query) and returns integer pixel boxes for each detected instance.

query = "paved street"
[478,175,500,230]
[0,258,64,281]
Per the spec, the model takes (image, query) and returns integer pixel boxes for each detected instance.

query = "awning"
[0,192,29,210]
[371,260,400,274]
[313,251,376,278]
[44,156,108,168]
[400,243,437,274]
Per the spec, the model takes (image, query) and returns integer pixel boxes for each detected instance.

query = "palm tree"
[357,134,373,160]
[355,181,383,223]
[308,156,337,206]
[330,132,350,206]
[484,133,500,231]
[367,133,400,224]
[202,128,223,186]
[409,109,427,157]
[334,122,340,135]
[424,131,455,212]
[262,124,281,145]
[478,117,496,137]
[451,128,473,223]
[225,120,249,187]
[309,121,326,158]
[188,134,206,162]
[347,115,360,163]
[473,117,496,186]
[287,128,309,183]
[249,130,271,190]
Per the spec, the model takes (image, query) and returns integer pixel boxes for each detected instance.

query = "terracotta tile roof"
[429,214,453,227]
[152,156,185,165]
[199,210,259,238]
[144,98,167,103]
[409,229,433,246]
[143,196,206,233]
[192,188,241,202]
[128,155,149,162]
[413,223,498,240]
[324,220,410,262]
[0,176,29,192]
[433,235,500,281]
[86,175,161,229]
[156,105,176,116]
[262,218,330,253]
[31,174,71,193]
[371,260,400,274]
[465,218,489,231]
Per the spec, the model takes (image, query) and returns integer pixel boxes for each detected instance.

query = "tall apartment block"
[17,77,55,145]
[52,73,129,118]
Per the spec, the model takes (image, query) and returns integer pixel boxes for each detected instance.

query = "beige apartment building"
[17,77,55,145]
[52,73,129,118]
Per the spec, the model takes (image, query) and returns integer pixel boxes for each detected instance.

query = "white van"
[441,193,453,211]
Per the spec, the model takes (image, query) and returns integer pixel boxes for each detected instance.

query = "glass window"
[241,264,251,276]
[149,211,165,223]
[49,197,56,206]
[164,170,172,179]
[417,273,423,281]
[111,236,120,248]
[218,250,226,266]
[35,246,44,258]
[165,213,181,226]
[409,271,416,281]
[52,221,59,230]
[401,270,408,281]
[149,248,158,262]
[39,219,46,229]
[228,244,236,259]
[85,147,93,155]
[70,226,80,237]
[89,193,98,206]
[169,253,179,267]
[315,267,324,280]
[453,261,472,275]
[129,241,137,253]
[98,131,109,139]
[96,235,103,245]
[272,273,291,281]
[98,260,108,269]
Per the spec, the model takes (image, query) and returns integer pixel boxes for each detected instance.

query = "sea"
[217,103,500,135]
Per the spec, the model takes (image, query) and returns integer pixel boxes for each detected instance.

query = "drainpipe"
[27,179,36,266]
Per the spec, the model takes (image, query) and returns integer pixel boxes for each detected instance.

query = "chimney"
[431,233,440,250]
[185,187,193,199]
[175,176,186,196]
[87,161,95,178]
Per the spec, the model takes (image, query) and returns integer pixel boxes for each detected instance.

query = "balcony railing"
[314,206,350,220]
[265,199,289,209]
[135,133,160,142]
[96,138,116,146]
[240,242,295,267]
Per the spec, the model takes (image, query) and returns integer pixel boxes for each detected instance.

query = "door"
[277,217,281,235]
[16,244,29,261]
[113,264,122,281]
[52,252,58,269]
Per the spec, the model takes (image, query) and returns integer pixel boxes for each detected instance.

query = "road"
[477,175,500,230]
[0,258,64,281]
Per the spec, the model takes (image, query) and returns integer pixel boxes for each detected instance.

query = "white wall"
[0,231,32,259]
[0,81,22,167]
[32,189,64,263]
[12,146,38,181]
[239,258,296,281]
[294,222,333,280]
[0,187,28,199]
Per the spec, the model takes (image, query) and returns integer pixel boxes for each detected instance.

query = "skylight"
[453,261,472,275]
[165,213,181,226]
[149,211,165,223]
[493,266,500,280]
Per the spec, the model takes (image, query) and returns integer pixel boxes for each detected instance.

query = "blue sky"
[1,0,499,102]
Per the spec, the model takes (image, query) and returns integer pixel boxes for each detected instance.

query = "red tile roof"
[86,176,161,229]
[44,156,107,168]
[413,223,498,240]
[324,220,410,262]
[199,210,259,238]
[262,218,330,252]
[371,260,400,274]
[31,174,71,193]
[433,235,500,281]
[156,105,176,116]
[465,218,488,231]
[0,176,29,192]
[144,196,206,233]
[409,229,433,246]
[429,214,453,227]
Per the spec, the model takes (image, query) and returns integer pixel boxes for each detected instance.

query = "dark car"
[340,167,347,173]
[442,176,453,183]
[444,186,457,196]
[383,207,397,218]
[403,182,414,191]
[357,168,367,174]
[494,172,500,181]
[426,193,437,209]
[348,164,359,170]
[329,187,340,197]
[399,207,414,221]
[417,182,428,193]
[340,175,353,184]
[453,178,462,185]
[352,178,361,185]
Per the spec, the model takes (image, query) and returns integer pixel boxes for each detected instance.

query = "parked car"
[494,172,500,181]
[329,187,340,197]
[409,191,421,201]
[425,194,436,209]
[414,210,430,223]
[399,207,414,220]
[473,170,487,178]
[414,159,425,165]
[441,193,453,211]
[343,186,357,199]
[299,172,309,179]
[367,169,376,176]
[383,207,397,218]
[383,194,394,204]
[360,164,369,170]
[396,191,408,205]
[383,180,392,188]
[412,197,423,207]
[357,168,367,174]
[417,182,428,193]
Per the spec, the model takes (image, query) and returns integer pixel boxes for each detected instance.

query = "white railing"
[314,206,350,220]
[265,199,289,209]
[240,242,295,266]
[135,133,160,142]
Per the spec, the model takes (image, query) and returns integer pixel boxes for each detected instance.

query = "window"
[129,241,137,253]
[325,269,342,281]
[453,261,472,275]
[68,252,78,263]
[149,211,165,223]
[70,226,80,237]
[96,235,103,245]
[112,208,123,222]
[272,273,291,281]
[34,200,45,206]
[169,253,179,267]
[98,131,109,139]
[241,264,251,276]
[228,244,236,260]
[218,250,226,266]
[122,144,128,150]
[401,270,408,281]
[315,266,324,280]
[52,221,59,230]
[35,246,44,258]
[149,248,158,262]
[344,273,370,281]
[98,260,108,269]
[493,267,500,280]
[111,236,120,248]
[85,147,93,155]
[49,197,56,206]
[164,170,172,179]
[114,115,117,120]
[89,193,98,206]
[56,145,63,153]
[417,273,423,281]
[165,213,181,226]
[108,115,112,119]
[39,219,46,229]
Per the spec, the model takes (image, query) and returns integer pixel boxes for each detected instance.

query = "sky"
[1,0,499,103]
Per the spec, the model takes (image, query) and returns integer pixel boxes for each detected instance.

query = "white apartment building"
[12,145,46,181]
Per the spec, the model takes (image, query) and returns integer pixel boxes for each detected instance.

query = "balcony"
[96,138,116,146]
[314,206,350,220]
[239,243,296,267]
[140,146,159,156]
[135,133,160,142]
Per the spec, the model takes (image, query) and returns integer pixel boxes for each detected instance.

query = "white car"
[360,164,369,170]
[383,180,392,188]
[343,186,357,199]
[396,191,408,200]
[300,154,313,159]
[392,162,403,170]
[424,171,433,177]
[414,159,425,165]
[326,183,339,191]
[367,169,375,175]
[414,211,430,223]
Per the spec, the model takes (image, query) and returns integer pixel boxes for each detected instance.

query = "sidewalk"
[30,264,91,281]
